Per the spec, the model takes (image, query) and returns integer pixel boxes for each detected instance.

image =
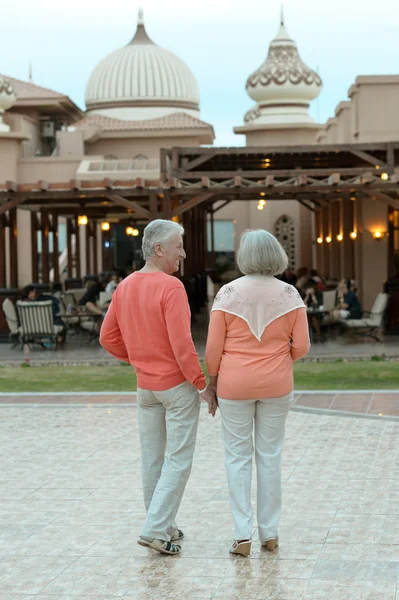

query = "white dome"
[243,11,322,126]
[85,11,200,116]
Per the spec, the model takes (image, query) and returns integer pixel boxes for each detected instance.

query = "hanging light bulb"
[126,226,134,236]
[132,228,139,237]
[77,215,88,226]
[101,221,110,231]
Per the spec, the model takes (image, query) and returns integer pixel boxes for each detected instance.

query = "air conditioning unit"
[41,121,55,138]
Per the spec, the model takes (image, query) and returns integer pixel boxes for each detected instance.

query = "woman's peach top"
[205,307,310,400]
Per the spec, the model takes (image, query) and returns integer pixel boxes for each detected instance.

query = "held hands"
[200,386,218,417]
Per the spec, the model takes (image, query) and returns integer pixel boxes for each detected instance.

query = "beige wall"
[87,135,200,159]
[357,197,388,309]
[56,130,84,157]
[0,137,22,182]
[215,199,312,271]
[17,158,81,184]
[351,80,399,142]
[244,126,320,147]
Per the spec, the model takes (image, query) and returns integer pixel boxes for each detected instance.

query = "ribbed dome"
[242,10,322,126]
[85,10,200,115]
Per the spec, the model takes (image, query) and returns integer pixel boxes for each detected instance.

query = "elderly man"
[100,219,217,556]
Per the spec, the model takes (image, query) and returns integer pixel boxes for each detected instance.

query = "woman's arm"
[205,310,227,382]
[290,308,311,361]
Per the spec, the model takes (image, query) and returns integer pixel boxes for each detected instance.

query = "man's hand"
[200,387,218,417]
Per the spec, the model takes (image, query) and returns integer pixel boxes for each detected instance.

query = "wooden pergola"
[1,141,399,288]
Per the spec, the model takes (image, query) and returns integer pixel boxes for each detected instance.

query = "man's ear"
[154,242,163,257]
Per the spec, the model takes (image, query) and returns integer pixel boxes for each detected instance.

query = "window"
[207,220,235,252]
[274,215,296,269]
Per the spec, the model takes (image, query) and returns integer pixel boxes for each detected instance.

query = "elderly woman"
[100,219,217,556]
[205,230,310,556]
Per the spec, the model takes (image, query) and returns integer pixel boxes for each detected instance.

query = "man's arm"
[99,299,129,363]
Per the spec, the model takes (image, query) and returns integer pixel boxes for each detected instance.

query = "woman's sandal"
[229,539,252,557]
[137,538,181,555]
[262,538,279,552]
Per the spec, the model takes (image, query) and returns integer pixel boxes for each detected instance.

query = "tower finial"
[280,4,284,26]
[28,61,33,83]
[138,7,144,25]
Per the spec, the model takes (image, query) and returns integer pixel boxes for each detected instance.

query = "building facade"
[0,11,398,314]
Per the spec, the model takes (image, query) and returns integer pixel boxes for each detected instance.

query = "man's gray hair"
[142,219,185,260]
[237,229,288,276]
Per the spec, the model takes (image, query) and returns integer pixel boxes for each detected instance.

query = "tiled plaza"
[1,398,399,599]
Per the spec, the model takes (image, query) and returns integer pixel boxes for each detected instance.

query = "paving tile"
[0,555,79,594]
[303,581,397,600]
[294,394,334,409]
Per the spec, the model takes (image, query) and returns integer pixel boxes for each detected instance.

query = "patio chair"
[99,291,113,306]
[342,292,389,342]
[16,300,64,349]
[2,298,20,348]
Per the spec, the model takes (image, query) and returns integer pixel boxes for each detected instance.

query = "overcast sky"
[2,0,399,145]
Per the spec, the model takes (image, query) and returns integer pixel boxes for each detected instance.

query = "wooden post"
[330,201,340,278]
[52,211,59,282]
[0,214,6,288]
[210,209,215,267]
[149,191,158,220]
[31,212,38,283]
[41,210,50,283]
[340,197,354,279]
[66,218,73,278]
[162,190,172,220]
[85,220,91,275]
[9,208,18,288]
[75,215,81,278]
[92,221,98,274]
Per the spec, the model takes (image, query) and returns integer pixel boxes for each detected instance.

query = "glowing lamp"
[101,221,110,231]
[336,234,343,242]
[372,230,385,240]
[259,199,266,206]
[316,237,323,244]
[77,215,88,226]
[325,236,332,243]
[257,204,264,211]
[381,173,389,180]
[349,231,357,240]
[126,226,134,236]
[132,228,139,237]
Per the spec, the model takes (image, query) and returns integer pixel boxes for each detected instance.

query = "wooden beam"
[92,221,98,275]
[106,193,150,219]
[171,192,216,217]
[184,150,220,171]
[212,200,231,214]
[85,220,91,275]
[162,190,172,219]
[174,167,383,179]
[328,173,340,185]
[350,150,386,167]
[297,199,315,212]
[0,196,27,216]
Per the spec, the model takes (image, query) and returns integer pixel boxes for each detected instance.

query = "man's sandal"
[137,529,184,548]
[137,538,181,555]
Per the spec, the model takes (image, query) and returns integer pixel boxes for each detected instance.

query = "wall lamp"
[371,230,386,240]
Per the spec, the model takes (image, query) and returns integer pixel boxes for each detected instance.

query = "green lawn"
[0,361,398,392]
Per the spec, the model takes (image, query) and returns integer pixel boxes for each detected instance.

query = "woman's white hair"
[142,219,184,260]
[237,229,288,276]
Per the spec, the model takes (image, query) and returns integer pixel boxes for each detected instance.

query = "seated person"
[333,279,362,321]
[78,275,108,316]
[303,279,324,340]
[20,285,66,344]
[105,271,120,293]
[310,269,327,291]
